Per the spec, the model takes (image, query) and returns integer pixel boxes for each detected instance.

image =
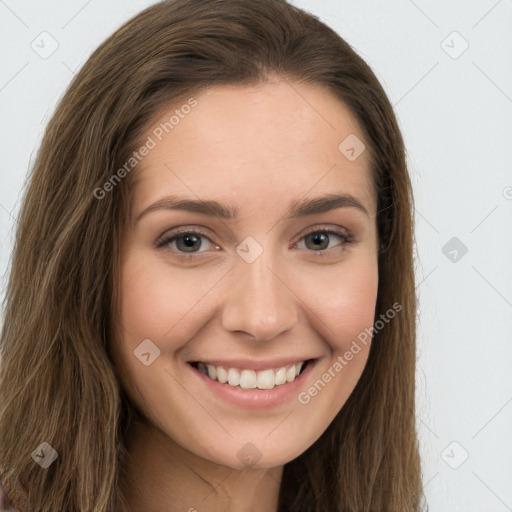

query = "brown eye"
[156,228,215,254]
[296,229,352,252]
[304,232,330,251]
[173,233,204,253]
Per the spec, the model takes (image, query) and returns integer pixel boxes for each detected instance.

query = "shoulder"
[0,476,23,512]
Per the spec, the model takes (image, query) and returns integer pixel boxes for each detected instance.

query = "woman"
[0,0,424,510]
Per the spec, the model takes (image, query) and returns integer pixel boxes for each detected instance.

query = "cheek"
[114,250,208,417]
[119,252,206,342]
[307,251,379,353]
[292,255,378,428]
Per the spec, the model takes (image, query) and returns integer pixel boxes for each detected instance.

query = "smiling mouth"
[188,359,313,390]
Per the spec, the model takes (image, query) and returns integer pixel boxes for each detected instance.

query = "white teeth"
[274,367,286,386]
[239,369,257,389]
[228,368,240,387]
[216,366,228,383]
[257,369,275,390]
[206,364,217,380]
[195,360,309,390]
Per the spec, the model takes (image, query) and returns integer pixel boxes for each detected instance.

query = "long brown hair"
[0,0,424,510]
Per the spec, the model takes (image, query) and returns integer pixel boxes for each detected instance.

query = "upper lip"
[188,357,317,371]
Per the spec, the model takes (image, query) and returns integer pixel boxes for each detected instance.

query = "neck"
[121,419,283,512]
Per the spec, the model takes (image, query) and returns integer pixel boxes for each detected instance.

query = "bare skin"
[113,77,379,512]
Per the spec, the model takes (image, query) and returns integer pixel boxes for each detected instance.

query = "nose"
[221,250,298,341]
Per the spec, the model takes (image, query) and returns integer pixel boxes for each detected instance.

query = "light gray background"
[1,1,511,510]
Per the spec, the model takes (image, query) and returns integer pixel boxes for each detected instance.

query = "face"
[112,78,379,470]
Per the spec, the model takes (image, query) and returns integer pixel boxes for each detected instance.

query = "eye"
[155,227,218,257]
[293,226,352,254]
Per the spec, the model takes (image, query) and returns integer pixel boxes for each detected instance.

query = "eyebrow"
[135,192,369,223]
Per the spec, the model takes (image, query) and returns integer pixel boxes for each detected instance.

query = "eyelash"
[155,225,353,260]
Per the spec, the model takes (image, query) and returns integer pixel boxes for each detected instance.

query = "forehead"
[131,80,376,218]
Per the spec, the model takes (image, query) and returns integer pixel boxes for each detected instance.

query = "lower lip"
[188,360,317,409]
